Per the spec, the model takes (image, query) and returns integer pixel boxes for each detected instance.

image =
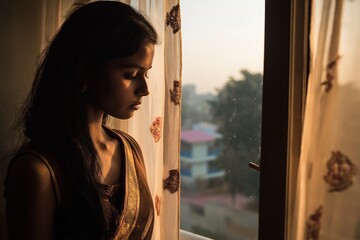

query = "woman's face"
[88,42,155,119]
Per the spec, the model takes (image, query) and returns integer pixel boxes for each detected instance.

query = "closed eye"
[124,73,137,80]
[124,71,150,80]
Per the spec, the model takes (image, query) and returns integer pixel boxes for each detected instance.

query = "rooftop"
[181,130,218,144]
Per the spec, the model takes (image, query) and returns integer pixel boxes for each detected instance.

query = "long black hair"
[18,1,158,239]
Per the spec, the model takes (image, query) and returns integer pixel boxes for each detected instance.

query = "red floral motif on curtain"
[150,117,162,142]
[323,151,356,192]
[166,4,181,34]
[163,169,180,193]
[170,80,181,105]
[306,205,323,240]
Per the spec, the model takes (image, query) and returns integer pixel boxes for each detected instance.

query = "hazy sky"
[181,0,265,94]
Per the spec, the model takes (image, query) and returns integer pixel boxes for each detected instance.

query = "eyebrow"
[119,63,152,70]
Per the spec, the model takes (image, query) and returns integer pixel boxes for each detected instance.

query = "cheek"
[102,78,131,105]
[88,75,114,105]
[89,69,133,110]
[107,71,134,94]
[98,73,125,96]
[102,72,119,90]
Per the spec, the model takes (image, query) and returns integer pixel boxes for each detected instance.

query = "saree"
[4,127,154,240]
[105,127,154,240]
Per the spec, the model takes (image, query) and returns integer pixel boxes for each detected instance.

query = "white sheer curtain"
[292,0,360,239]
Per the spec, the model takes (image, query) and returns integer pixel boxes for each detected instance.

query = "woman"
[4,1,158,239]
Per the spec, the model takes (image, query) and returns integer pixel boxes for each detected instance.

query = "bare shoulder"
[7,153,52,190]
[6,153,56,239]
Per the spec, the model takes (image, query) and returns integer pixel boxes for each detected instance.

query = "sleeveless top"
[100,182,124,238]
[4,127,154,240]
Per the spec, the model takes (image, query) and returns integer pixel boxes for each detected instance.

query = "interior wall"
[0,0,43,239]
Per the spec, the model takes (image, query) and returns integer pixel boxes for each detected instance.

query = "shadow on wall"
[0,1,44,239]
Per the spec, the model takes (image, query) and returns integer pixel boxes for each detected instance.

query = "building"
[180,128,224,193]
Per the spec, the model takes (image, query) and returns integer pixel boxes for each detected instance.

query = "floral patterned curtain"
[107,1,182,240]
[292,0,360,239]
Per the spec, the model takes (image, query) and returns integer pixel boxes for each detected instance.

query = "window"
[180,1,265,239]
[180,1,309,239]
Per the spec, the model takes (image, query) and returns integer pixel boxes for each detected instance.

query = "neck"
[86,104,109,148]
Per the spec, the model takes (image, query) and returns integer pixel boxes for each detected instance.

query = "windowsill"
[180,229,213,240]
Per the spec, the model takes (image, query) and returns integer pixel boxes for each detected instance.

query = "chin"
[110,111,135,120]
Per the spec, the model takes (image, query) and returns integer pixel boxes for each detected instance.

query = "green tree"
[210,70,262,207]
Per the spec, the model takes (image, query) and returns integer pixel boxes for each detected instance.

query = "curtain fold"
[292,0,360,239]
[40,0,61,50]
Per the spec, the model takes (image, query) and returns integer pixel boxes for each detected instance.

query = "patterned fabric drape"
[292,0,360,239]
[108,1,182,240]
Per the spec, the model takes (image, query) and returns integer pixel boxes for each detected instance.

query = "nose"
[136,76,150,96]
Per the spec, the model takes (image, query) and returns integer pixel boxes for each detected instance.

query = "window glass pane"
[180,1,264,239]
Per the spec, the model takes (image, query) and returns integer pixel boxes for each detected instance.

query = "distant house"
[192,122,222,138]
[180,128,225,192]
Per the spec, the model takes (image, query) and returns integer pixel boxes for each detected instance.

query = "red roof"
[181,130,216,144]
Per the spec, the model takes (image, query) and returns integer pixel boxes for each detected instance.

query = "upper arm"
[5,154,56,240]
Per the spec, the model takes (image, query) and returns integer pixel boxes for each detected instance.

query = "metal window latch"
[248,162,260,172]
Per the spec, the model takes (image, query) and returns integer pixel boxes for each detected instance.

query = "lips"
[130,101,142,110]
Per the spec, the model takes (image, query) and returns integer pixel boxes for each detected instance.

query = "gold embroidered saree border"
[114,132,140,239]
[117,129,154,240]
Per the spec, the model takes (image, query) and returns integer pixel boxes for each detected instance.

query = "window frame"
[179,0,310,239]
[259,0,310,239]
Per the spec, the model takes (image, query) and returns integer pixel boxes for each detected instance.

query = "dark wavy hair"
[18,1,158,239]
